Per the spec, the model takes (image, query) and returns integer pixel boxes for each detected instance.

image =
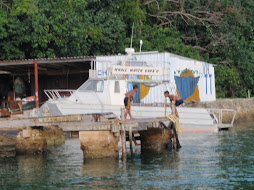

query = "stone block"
[79,131,119,159]
[22,129,31,138]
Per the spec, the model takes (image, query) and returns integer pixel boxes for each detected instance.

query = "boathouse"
[0,50,216,112]
[96,51,216,103]
[0,57,94,111]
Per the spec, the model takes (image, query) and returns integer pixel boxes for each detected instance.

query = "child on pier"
[164,91,184,118]
[124,85,139,120]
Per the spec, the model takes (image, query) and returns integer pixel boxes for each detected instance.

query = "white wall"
[167,53,216,102]
[95,51,216,103]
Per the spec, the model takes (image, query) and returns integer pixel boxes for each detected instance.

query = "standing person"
[164,91,184,118]
[124,85,139,120]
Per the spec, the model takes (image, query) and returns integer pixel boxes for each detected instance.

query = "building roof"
[96,51,213,66]
[0,50,214,76]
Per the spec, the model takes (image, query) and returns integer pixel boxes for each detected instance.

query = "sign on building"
[112,66,163,76]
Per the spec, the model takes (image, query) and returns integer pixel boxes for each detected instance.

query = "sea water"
[0,124,253,190]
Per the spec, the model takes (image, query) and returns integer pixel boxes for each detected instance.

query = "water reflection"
[140,151,181,169]
[82,158,120,178]
[1,127,254,189]
[215,125,254,189]
[17,155,47,184]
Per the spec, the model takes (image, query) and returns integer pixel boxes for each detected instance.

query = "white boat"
[41,48,236,133]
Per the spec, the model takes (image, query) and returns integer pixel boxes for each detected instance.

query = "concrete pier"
[79,131,119,159]
[0,112,181,158]
[42,126,65,146]
[140,128,172,152]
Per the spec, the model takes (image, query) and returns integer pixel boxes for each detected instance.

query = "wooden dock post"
[164,99,167,117]
[121,108,127,158]
[129,126,134,155]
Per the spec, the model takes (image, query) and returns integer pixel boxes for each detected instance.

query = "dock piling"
[120,108,127,158]
[129,126,134,155]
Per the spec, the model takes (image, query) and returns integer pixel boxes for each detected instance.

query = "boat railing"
[44,90,76,100]
[207,108,237,128]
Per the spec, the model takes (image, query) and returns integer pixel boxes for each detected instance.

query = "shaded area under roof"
[0,56,95,75]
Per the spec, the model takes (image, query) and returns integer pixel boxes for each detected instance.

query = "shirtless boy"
[124,85,139,120]
[164,91,184,118]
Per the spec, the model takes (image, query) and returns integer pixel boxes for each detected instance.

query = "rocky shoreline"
[0,126,65,157]
[185,98,254,124]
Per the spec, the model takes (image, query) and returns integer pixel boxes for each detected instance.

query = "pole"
[121,108,127,159]
[129,126,133,155]
[164,99,167,117]
[130,23,134,48]
[13,75,15,101]
[33,61,39,109]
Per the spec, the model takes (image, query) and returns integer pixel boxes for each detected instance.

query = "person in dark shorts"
[175,98,184,106]
[124,85,139,120]
[164,91,184,118]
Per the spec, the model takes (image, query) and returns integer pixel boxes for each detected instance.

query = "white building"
[95,51,216,103]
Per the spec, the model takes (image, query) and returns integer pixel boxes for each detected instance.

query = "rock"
[42,126,65,146]
[22,128,32,138]
[15,128,47,155]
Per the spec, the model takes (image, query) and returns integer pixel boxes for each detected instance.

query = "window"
[114,81,120,93]
[78,79,104,92]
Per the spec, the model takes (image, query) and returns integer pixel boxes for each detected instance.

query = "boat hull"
[41,100,218,133]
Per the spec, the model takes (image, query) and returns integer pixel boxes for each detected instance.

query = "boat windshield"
[78,79,104,92]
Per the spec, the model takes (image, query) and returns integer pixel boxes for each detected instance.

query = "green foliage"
[85,0,126,55]
[0,15,27,60]
[0,9,8,39]
[125,25,202,60]
[215,66,243,98]
[11,0,38,16]
[117,0,146,31]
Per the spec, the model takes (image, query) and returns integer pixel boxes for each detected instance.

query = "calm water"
[1,124,254,190]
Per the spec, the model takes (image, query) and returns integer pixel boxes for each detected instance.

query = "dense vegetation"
[0,0,253,98]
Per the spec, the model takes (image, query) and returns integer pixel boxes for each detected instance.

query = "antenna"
[130,23,134,48]
[139,40,143,54]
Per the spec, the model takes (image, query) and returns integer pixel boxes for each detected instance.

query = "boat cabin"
[68,79,127,106]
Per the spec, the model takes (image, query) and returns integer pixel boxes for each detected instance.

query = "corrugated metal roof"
[96,51,214,65]
[0,56,95,66]
[0,56,95,75]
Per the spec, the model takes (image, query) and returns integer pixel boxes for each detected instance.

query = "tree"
[0,0,126,59]
[0,9,8,39]
[85,0,126,55]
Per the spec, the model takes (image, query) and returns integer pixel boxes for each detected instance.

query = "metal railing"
[44,90,76,100]
[207,108,237,127]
